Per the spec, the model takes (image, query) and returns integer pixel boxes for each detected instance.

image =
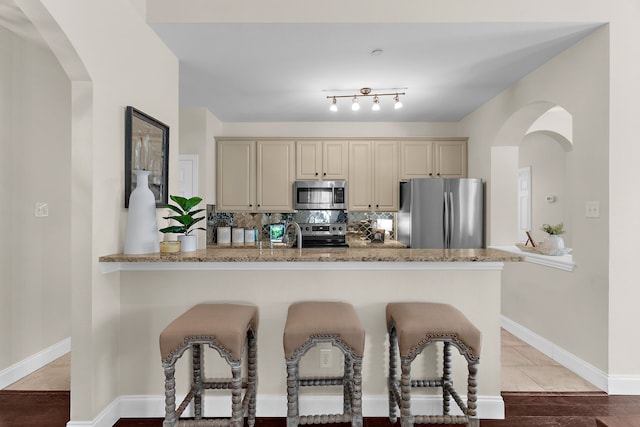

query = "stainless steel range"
[298,223,348,248]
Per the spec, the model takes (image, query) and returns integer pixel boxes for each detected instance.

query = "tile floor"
[3,353,71,391]
[2,330,601,393]
[501,328,600,392]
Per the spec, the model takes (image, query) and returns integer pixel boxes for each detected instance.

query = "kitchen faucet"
[282,221,302,249]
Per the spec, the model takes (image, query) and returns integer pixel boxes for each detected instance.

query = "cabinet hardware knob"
[429,173,433,176]
[315,172,318,176]
[323,172,326,176]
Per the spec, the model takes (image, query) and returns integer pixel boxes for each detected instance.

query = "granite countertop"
[99,247,523,263]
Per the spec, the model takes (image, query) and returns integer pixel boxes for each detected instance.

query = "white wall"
[462,27,609,371]
[0,25,71,370]
[16,0,180,421]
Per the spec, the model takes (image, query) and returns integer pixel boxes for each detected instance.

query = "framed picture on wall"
[124,106,169,208]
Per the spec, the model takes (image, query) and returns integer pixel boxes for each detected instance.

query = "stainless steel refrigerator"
[397,178,484,249]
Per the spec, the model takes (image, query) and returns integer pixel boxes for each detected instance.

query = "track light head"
[351,96,360,111]
[394,94,403,110]
[329,97,338,112]
[372,96,380,111]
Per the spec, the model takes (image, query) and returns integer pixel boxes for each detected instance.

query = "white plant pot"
[178,234,197,252]
[543,234,565,250]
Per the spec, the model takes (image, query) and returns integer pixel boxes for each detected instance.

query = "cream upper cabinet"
[256,140,295,212]
[348,140,398,212]
[373,141,399,211]
[435,140,467,178]
[217,140,294,212]
[217,140,255,211]
[296,140,348,180]
[399,139,467,179]
[400,140,434,179]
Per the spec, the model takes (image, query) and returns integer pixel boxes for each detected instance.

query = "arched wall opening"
[490,102,573,247]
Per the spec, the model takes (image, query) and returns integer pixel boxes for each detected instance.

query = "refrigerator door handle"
[443,191,449,248]
[448,191,454,248]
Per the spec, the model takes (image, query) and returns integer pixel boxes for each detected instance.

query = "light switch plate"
[34,202,49,217]
[585,201,600,218]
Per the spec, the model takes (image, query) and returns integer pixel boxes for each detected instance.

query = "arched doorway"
[490,102,573,246]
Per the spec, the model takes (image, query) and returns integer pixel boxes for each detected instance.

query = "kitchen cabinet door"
[400,140,434,179]
[322,140,348,180]
[295,140,322,180]
[217,140,255,211]
[348,141,398,212]
[435,140,467,178]
[257,140,295,212]
[373,141,399,211]
[296,140,348,180]
[348,141,374,211]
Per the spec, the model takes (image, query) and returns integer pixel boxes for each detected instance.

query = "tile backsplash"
[207,206,395,244]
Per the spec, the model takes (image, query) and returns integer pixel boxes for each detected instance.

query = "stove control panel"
[299,223,346,237]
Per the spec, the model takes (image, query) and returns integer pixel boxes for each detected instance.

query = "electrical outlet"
[319,349,332,368]
[34,202,49,217]
[585,201,600,218]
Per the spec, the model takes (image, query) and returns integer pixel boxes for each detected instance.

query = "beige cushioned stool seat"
[160,303,259,362]
[386,302,481,360]
[159,303,259,427]
[284,301,365,358]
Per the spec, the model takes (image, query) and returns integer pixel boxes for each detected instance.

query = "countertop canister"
[217,226,231,244]
[232,227,245,244]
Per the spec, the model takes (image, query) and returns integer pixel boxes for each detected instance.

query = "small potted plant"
[159,195,206,252]
[541,222,565,251]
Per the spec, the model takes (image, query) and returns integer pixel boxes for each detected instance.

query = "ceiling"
[150,22,602,122]
[0,2,601,123]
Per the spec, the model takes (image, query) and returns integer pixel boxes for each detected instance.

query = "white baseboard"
[68,394,504,426]
[0,337,70,389]
[501,316,609,392]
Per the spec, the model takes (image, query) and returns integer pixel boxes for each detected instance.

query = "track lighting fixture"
[326,87,406,112]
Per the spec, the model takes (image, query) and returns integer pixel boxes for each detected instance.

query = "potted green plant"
[159,195,206,252]
[541,222,565,251]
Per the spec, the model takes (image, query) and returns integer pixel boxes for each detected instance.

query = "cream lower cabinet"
[348,141,398,212]
[400,139,467,179]
[296,140,348,180]
[217,140,294,212]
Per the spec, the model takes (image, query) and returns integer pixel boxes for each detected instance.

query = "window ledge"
[490,245,575,272]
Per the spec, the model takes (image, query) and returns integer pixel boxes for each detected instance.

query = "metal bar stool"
[283,301,365,427]
[386,302,481,427]
[159,303,259,427]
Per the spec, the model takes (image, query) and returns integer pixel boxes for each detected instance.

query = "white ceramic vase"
[124,170,160,254]
[178,234,197,252]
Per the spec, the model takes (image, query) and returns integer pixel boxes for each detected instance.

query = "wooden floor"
[5,332,640,426]
[3,390,640,426]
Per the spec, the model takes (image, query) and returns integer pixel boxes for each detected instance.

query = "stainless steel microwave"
[294,180,347,210]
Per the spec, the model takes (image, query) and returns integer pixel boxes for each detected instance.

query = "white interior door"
[178,154,198,199]
[517,166,532,242]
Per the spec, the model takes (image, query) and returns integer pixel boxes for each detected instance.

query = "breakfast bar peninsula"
[99,247,522,421]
